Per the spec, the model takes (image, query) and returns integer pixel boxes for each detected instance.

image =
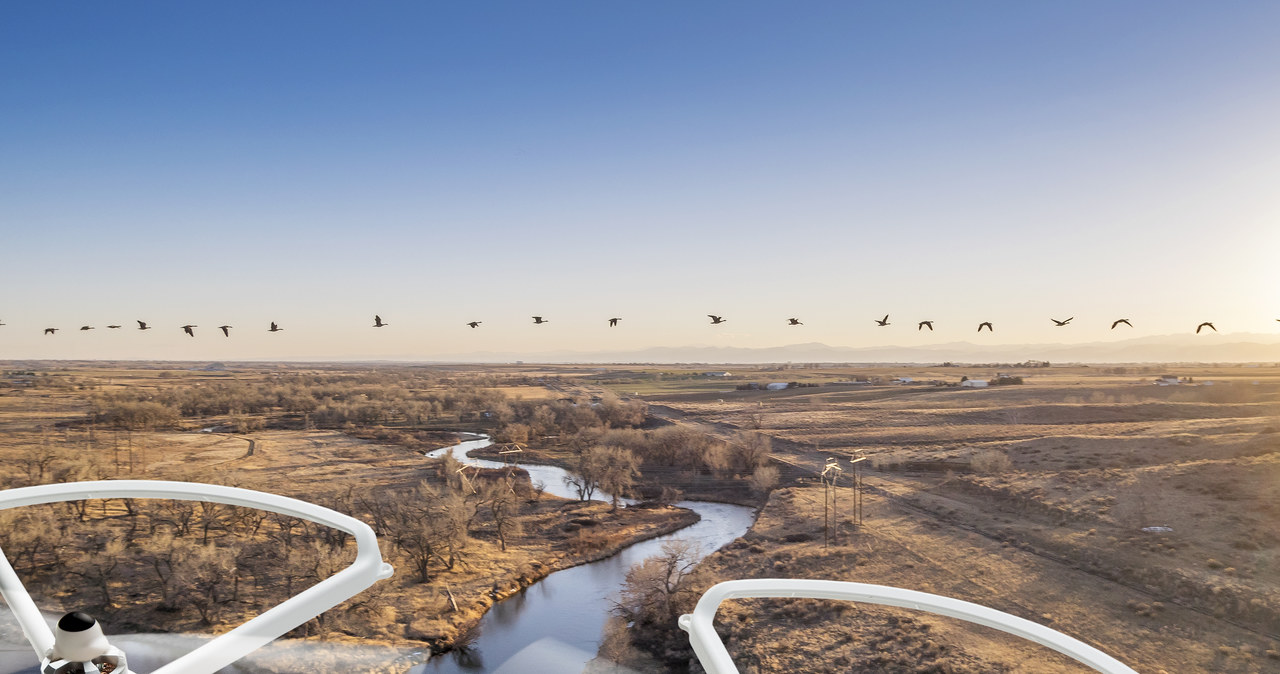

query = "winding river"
[0,434,755,674]
[410,434,757,674]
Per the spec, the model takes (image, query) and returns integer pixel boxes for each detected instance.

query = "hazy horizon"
[3,331,1279,365]
[4,2,1279,361]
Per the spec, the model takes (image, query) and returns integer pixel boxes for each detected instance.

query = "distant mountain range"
[429,333,1280,364]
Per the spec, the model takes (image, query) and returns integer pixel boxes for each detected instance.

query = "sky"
[2,2,1279,361]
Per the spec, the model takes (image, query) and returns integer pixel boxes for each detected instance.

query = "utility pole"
[820,457,843,548]
[850,456,867,527]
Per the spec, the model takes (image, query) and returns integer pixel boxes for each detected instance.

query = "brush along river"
[410,434,757,673]
[0,434,754,674]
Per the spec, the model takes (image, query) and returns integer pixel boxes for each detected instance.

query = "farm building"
[961,379,989,388]
[766,382,789,391]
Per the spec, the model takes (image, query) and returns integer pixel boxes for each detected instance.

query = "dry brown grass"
[631,366,1280,673]
[681,486,1276,673]
[0,365,699,657]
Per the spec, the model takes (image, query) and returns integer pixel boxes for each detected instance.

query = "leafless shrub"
[749,465,780,494]
[970,450,1012,475]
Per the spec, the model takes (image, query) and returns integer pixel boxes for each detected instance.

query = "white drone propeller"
[0,481,394,674]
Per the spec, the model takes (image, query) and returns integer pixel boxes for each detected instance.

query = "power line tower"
[820,457,843,548]
[849,455,867,528]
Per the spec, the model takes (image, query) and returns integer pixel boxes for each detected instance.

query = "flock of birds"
[5,315,1273,336]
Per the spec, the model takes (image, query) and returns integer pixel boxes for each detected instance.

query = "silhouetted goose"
[708,315,727,324]
[44,328,57,335]
[467,321,481,329]
[79,325,94,331]
[181,325,197,337]
[373,315,387,328]
[875,314,890,326]
[106,325,122,329]
[609,317,621,327]
[918,320,934,331]
[1111,319,1133,329]
[532,316,548,325]
[977,322,994,332]
[137,320,151,330]
[787,318,803,325]
[1051,317,1073,326]
[1196,322,1216,334]
[219,325,232,337]
[268,322,283,332]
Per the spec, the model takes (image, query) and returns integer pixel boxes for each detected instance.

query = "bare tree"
[731,431,771,474]
[385,482,471,582]
[749,464,780,495]
[595,446,641,511]
[484,482,522,551]
[177,541,239,625]
[614,539,700,626]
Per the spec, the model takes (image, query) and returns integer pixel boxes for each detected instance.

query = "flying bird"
[79,325,94,331]
[106,325,122,329]
[181,325,197,337]
[137,320,151,330]
[1196,322,1216,334]
[532,316,548,324]
[218,325,232,337]
[467,321,481,329]
[0,319,5,326]
[373,315,387,328]
[1111,319,1133,329]
[44,328,57,335]
[608,317,621,327]
[918,320,934,331]
[875,315,890,326]
[1051,317,1073,326]
[787,318,803,325]
[978,322,994,332]
[708,315,727,324]
[268,322,283,332]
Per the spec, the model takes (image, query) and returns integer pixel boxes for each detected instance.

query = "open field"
[4,362,1279,672]
[596,364,1280,672]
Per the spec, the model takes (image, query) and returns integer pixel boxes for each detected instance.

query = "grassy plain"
[590,363,1280,672]
[4,362,1279,672]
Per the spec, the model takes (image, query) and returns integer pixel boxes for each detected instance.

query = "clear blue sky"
[3,2,1279,360]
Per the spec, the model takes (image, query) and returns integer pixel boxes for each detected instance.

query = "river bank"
[404,499,701,653]
[411,435,757,672]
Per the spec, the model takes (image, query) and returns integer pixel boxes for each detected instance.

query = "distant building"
[961,379,989,388]
[1155,375,1181,386]
[702,371,732,377]
[766,382,789,391]
[892,377,914,384]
